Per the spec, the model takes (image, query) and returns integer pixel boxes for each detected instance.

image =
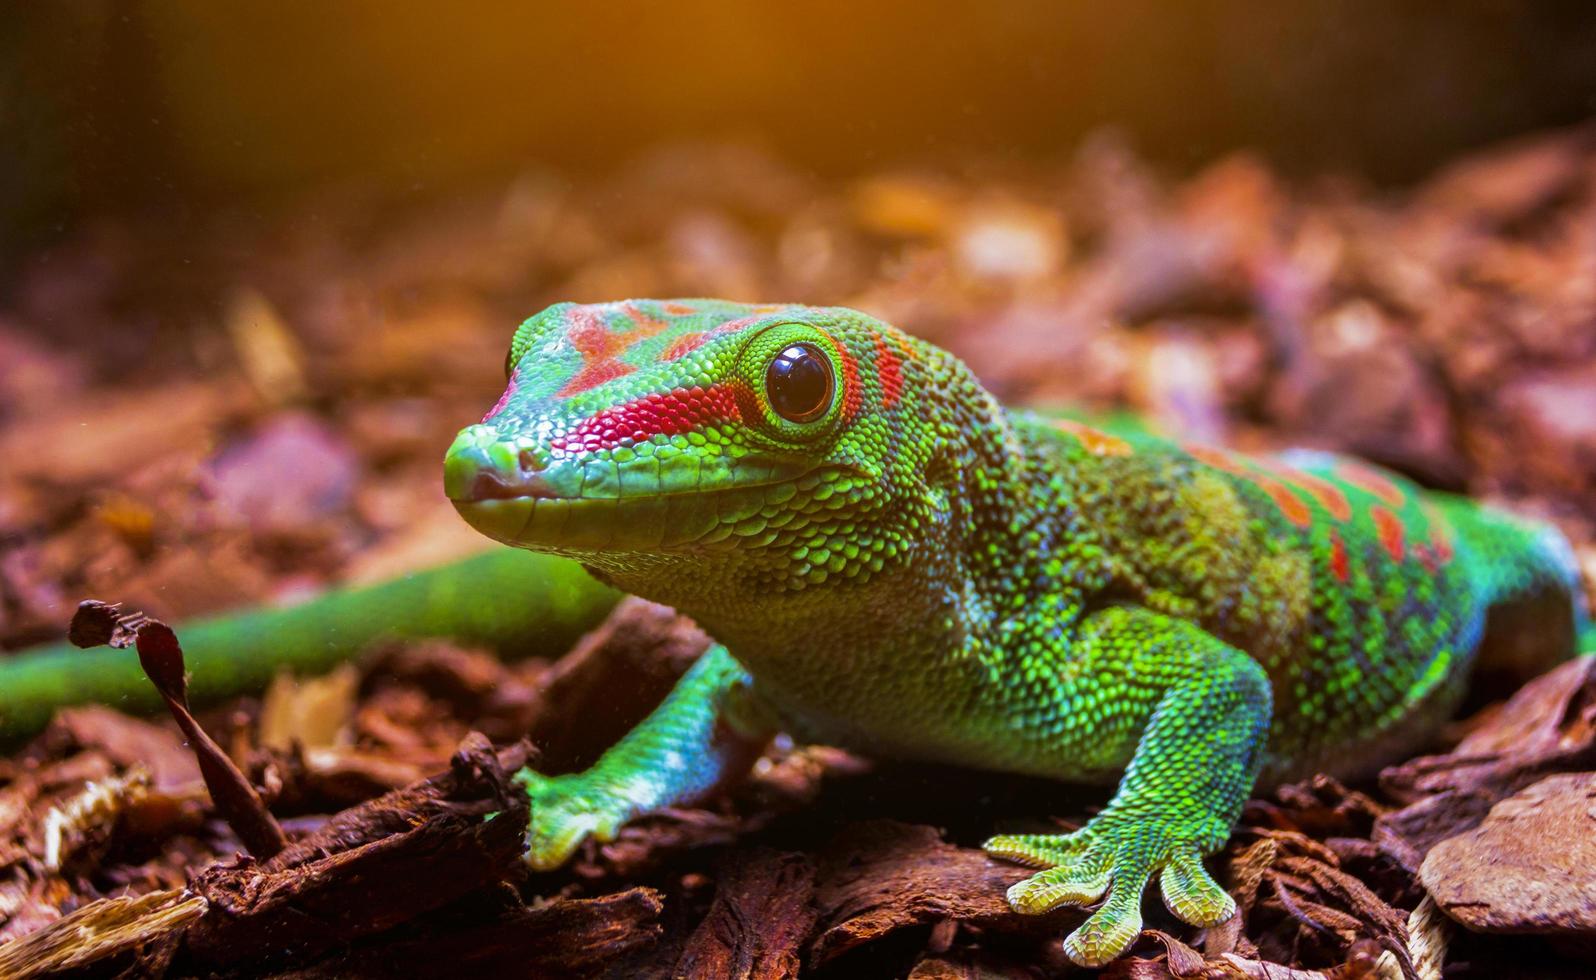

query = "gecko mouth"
[445,432,823,552]
[443,422,862,553]
[450,482,795,552]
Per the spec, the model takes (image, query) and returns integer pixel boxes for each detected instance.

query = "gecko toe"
[1006,854,1112,914]
[1159,849,1236,927]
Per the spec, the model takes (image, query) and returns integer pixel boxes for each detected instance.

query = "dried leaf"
[259,663,359,751]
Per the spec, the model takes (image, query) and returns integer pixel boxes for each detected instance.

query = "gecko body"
[444,299,1588,966]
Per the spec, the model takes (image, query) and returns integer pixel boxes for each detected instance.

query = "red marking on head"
[556,307,675,398]
[552,383,743,453]
[1329,530,1351,582]
[622,302,678,333]
[567,312,616,357]
[1050,419,1133,457]
[559,359,635,397]
[816,328,863,422]
[1337,462,1407,508]
[662,302,698,316]
[840,348,862,420]
[707,314,764,338]
[1254,474,1313,527]
[661,332,706,362]
[874,335,904,409]
[1370,505,1407,562]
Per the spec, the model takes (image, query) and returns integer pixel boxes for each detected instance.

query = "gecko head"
[445,299,939,587]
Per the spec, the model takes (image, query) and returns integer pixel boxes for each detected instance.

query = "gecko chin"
[454,495,658,552]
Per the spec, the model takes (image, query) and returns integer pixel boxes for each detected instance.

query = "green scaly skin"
[445,299,1590,967]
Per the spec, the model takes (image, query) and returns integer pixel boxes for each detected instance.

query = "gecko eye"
[765,343,834,423]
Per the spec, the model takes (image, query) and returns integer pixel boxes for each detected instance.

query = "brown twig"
[69,600,288,859]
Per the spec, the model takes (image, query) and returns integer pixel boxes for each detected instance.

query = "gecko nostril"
[519,448,550,472]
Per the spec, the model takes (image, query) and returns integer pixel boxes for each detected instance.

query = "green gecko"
[443,299,1590,966]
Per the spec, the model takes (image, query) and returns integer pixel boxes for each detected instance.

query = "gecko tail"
[1433,494,1589,674]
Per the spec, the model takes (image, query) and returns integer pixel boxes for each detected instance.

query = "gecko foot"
[515,767,631,871]
[984,824,1235,967]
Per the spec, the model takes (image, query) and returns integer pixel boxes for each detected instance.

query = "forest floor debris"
[3,125,1596,975]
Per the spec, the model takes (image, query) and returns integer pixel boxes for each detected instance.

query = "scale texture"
[445,299,1589,966]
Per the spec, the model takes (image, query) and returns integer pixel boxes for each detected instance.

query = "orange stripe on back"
[1184,444,1245,474]
[1256,459,1353,521]
[1414,499,1455,572]
[1369,505,1407,562]
[1253,474,1313,527]
[1186,444,1311,527]
[1052,419,1133,457]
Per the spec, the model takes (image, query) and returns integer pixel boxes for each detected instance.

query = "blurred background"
[11,2,1596,229]
[2,2,1595,643]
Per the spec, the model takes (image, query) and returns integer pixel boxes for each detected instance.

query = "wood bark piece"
[673,847,817,979]
[1419,771,1596,936]
[908,951,1048,979]
[0,888,207,979]
[262,888,665,980]
[181,734,530,970]
[810,820,1078,966]
[1375,656,1596,874]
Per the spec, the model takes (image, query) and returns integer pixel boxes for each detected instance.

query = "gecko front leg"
[984,607,1273,966]
[518,643,774,868]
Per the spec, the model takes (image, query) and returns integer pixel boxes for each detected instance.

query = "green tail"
[1428,495,1577,604]
[0,549,619,746]
[1430,493,1592,664]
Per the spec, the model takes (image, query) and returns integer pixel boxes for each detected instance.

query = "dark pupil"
[766,344,833,422]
